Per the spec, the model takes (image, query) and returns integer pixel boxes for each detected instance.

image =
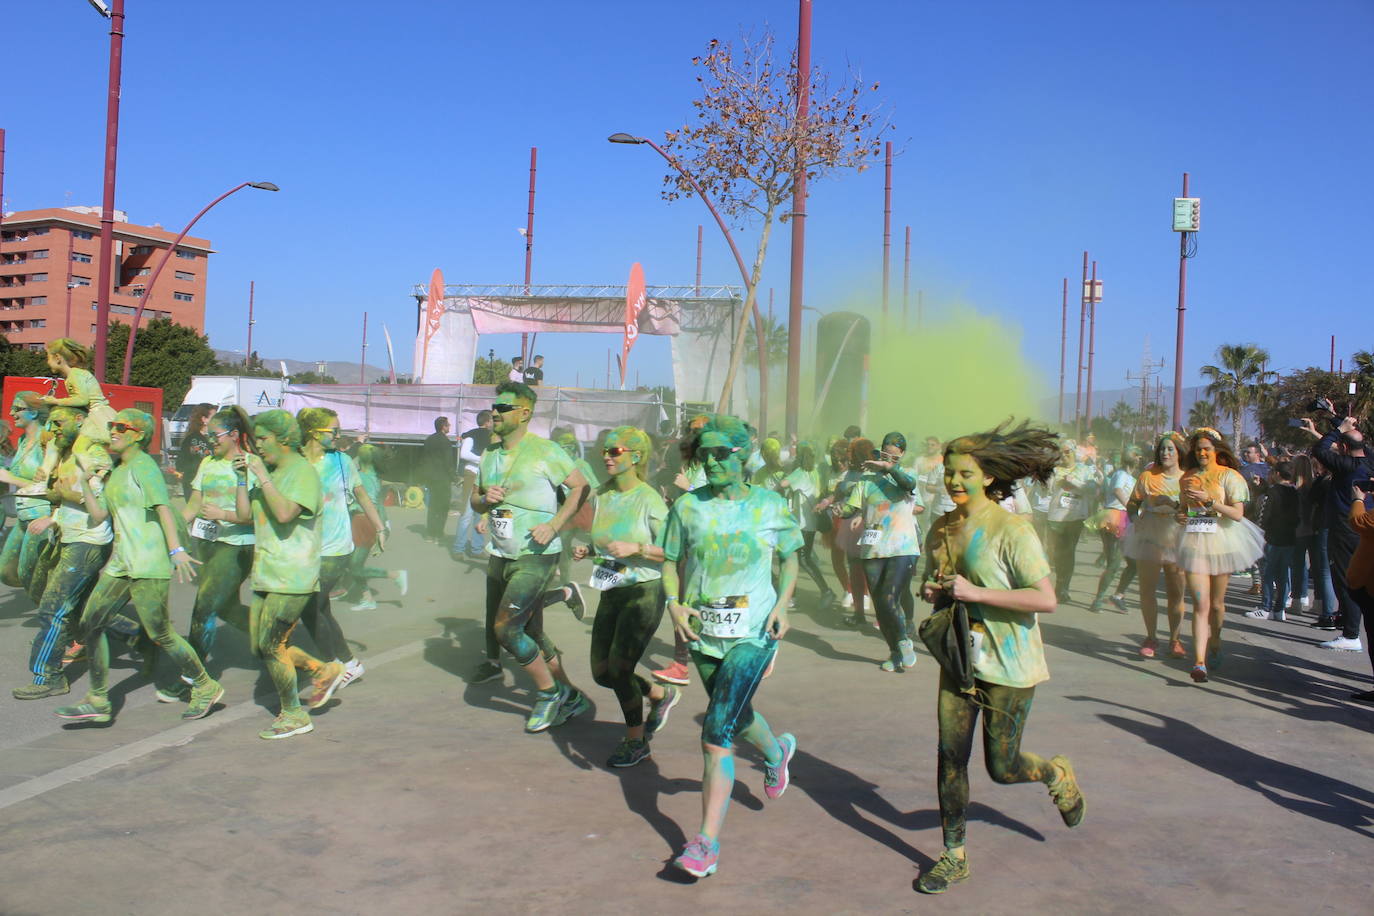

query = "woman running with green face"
[0,395,52,591]
[570,426,680,768]
[661,414,803,879]
[915,422,1085,895]
[230,409,335,740]
[55,409,223,726]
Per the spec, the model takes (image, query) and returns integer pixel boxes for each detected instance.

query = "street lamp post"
[119,181,278,384]
[88,0,125,379]
[608,133,769,427]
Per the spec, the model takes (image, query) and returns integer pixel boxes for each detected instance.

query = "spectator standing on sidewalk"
[1342,482,1374,702]
[508,357,525,383]
[523,355,545,387]
[1301,405,1374,652]
[420,416,457,543]
[451,410,494,558]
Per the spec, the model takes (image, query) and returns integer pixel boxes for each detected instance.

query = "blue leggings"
[691,636,778,748]
[864,555,918,657]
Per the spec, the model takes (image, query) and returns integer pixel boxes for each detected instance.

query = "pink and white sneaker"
[651,661,690,686]
[673,834,719,878]
[764,732,797,800]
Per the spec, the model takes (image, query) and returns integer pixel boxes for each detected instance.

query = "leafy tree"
[1188,399,1220,430]
[661,32,889,415]
[1107,400,1140,447]
[0,335,51,378]
[1199,343,1275,447]
[1140,402,1169,441]
[1351,349,1374,417]
[1256,367,1344,448]
[104,319,217,408]
[473,355,512,385]
[745,312,790,367]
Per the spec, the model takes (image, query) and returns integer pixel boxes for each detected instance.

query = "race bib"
[1034,494,1051,513]
[589,558,627,591]
[190,518,220,541]
[697,596,751,638]
[971,623,987,668]
[859,527,882,546]
[490,508,514,540]
[1186,516,1218,535]
[1057,492,1079,509]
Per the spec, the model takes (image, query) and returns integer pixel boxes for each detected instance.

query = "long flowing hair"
[1181,427,1240,471]
[943,420,1061,502]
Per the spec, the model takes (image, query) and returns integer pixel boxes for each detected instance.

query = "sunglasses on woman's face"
[491,403,523,414]
[211,429,235,439]
[603,447,632,458]
[108,421,138,434]
[698,445,740,463]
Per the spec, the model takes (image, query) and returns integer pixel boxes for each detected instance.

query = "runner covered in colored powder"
[661,414,801,879]
[53,409,222,725]
[297,407,387,693]
[174,407,258,691]
[847,431,925,671]
[12,407,113,700]
[551,430,594,620]
[1175,427,1264,682]
[916,421,1085,895]
[777,442,836,608]
[232,409,334,739]
[571,425,680,767]
[472,381,591,731]
[751,437,787,490]
[0,395,52,591]
[347,443,407,611]
[651,414,713,689]
[30,339,117,471]
[1122,433,1187,658]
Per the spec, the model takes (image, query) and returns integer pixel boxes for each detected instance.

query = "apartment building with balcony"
[0,206,210,351]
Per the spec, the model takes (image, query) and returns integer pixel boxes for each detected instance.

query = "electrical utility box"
[1173,197,1201,232]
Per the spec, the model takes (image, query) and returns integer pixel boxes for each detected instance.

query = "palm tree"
[1200,343,1276,447]
[1108,400,1140,446]
[1188,399,1220,431]
[1352,350,1374,417]
[745,313,790,368]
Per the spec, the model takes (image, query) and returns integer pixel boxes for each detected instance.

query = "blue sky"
[6,0,1372,399]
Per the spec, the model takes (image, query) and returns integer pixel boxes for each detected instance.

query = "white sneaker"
[841,592,854,609]
[1319,636,1362,651]
[898,638,918,668]
[1269,609,1286,622]
[338,658,365,689]
[1301,594,1313,611]
[395,570,408,597]
[1244,609,1269,619]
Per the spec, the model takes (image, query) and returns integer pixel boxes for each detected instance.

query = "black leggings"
[301,553,354,663]
[863,555,918,656]
[797,530,830,595]
[589,580,664,727]
[937,671,1056,848]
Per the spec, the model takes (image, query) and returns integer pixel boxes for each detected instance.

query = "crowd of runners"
[3,341,1372,893]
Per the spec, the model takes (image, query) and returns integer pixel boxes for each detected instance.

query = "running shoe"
[1138,638,1157,659]
[607,737,651,768]
[565,583,586,621]
[328,586,348,600]
[1168,639,1186,658]
[183,680,225,720]
[552,688,590,726]
[1243,608,1269,619]
[1190,663,1208,683]
[338,658,365,690]
[525,683,570,733]
[842,614,868,628]
[673,834,719,878]
[840,592,854,609]
[651,661,690,686]
[1109,593,1128,613]
[1086,599,1104,614]
[917,850,970,894]
[1269,609,1286,622]
[1320,636,1362,651]
[1312,617,1338,631]
[644,684,682,739]
[351,597,379,611]
[304,662,347,709]
[155,683,191,703]
[54,696,112,723]
[764,733,796,800]
[1047,755,1085,827]
[898,638,918,669]
[470,660,503,684]
[259,711,313,740]
[13,679,69,700]
[395,570,409,597]
[62,642,86,665]
[879,658,905,673]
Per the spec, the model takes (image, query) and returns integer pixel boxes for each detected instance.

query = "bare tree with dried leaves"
[660,32,890,413]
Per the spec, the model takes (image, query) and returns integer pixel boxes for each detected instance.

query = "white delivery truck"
[167,376,289,454]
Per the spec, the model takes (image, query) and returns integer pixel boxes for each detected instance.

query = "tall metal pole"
[695,224,702,296]
[93,0,126,378]
[1075,250,1088,436]
[1330,335,1335,373]
[246,280,255,365]
[785,0,813,442]
[360,311,368,384]
[1085,259,1098,428]
[881,140,892,321]
[1058,277,1067,425]
[1171,173,1190,431]
[902,225,911,333]
[522,146,537,366]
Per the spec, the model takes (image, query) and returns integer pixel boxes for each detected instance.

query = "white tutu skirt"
[1122,512,1180,566]
[1174,516,1265,576]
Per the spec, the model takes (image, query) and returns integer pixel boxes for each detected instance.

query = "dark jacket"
[1312,430,1374,530]
[1260,483,1299,547]
[420,431,456,482]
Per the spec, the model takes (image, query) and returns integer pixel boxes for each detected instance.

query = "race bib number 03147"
[697,596,751,638]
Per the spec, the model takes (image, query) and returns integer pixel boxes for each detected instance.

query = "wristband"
[665,595,679,605]
[169,546,186,558]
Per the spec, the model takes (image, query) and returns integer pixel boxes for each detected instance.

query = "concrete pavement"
[0,509,1371,915]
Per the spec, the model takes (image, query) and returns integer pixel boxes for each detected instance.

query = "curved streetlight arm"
[615,134,770,423]
[120,181,278,384]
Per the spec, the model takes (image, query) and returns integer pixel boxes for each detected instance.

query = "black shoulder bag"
[917,527,977,694]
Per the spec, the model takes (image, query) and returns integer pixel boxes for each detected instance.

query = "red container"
[2,376,165,455]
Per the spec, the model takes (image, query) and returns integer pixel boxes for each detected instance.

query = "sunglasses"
[697,445,741,463]
[491,403,524,414]
[108,421,139,434]
[603,447,632,458]
[211,429,236,439]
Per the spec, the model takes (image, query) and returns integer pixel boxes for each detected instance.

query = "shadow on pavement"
[1072,697,1374,838]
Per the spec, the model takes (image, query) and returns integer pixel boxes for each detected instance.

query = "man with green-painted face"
[472,381,591,732]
